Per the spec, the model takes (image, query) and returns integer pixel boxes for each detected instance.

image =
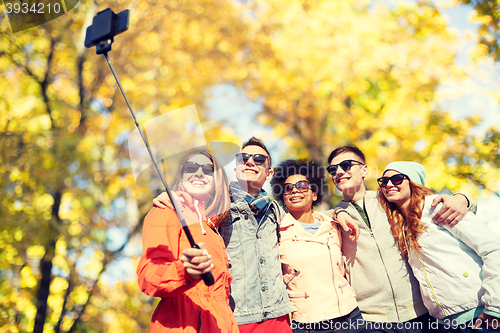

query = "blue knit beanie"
[383,161,426,186]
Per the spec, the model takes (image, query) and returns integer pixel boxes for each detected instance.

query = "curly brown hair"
[377,180,434,259]
[270,159,325,208]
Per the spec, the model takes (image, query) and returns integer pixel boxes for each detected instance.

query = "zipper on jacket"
[370,230,401,321]
[285,268,301,287]
[194,200,206,235]
[327,242,341,304]
[415,252,448,317]
[288,292,309,299]
[337,262,345,276]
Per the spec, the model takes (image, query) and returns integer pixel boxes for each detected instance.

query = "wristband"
[453,193,470,208]
[334,209,348,220]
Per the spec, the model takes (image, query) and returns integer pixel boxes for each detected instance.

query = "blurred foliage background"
[1,0,499,331]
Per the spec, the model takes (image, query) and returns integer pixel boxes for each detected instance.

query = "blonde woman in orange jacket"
[271,159,366,333]
[137,150,238,333]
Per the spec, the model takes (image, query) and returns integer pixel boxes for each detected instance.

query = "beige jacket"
[279,211,357,323]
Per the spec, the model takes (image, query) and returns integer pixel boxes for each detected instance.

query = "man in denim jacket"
[219,137,293,332]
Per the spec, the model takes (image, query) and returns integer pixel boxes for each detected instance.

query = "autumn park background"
[1,0,500,331]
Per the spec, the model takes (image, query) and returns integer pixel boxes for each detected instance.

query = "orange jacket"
[137,192,238,332]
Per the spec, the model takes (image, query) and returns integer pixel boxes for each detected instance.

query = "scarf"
[230,181,271,221]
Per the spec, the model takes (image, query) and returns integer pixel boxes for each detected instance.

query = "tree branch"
[1,50,40,83]
[40,37,58,127]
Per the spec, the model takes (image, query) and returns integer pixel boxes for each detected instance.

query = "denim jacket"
[219,182,292,325]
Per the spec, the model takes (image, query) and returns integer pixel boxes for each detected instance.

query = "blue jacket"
[219,182,292,325]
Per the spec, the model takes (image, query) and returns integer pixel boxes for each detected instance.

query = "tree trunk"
[34,190,62,332]
[33,244,55,333]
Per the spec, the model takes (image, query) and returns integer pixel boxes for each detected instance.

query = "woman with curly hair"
[137,150,237,332]
[270,159,365,333]
[378,161,500,332]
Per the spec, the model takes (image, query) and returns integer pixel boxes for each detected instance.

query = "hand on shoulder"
[332,209,359,241]
[431,194,468,227]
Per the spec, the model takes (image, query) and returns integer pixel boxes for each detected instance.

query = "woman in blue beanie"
[377,161,500,332]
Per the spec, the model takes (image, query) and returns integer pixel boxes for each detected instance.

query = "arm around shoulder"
[432,193,476,226]
[454,193,477,214]
[324,207,359,241]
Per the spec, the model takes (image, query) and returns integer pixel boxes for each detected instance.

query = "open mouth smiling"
[190,180,207,186]
[335,176,350,184]
[288,196,303,203]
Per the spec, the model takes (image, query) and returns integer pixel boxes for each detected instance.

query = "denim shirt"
[219,183,292,325]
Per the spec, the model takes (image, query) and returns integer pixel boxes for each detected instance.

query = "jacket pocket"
[284,268,301,288]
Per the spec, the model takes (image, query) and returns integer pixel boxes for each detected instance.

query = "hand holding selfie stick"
[84,8,214,286]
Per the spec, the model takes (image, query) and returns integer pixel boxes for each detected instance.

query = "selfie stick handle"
[103,53,214,286]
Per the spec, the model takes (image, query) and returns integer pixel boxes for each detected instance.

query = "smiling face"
[180,154,215,202]
[283,174,316,216]
[234,145,273,196]
[329,152,367,201]
[380,169,411,211]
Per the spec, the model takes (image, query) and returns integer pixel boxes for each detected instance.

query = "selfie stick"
[84,8,214,286]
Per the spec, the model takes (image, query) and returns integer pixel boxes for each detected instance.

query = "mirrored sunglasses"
[377,174,408,187]
[283,180,311,195]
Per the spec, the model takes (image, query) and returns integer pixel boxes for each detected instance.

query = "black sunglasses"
[283,180,311,195]
[377,174,408,187]
[327,160,364,175]
[235,153,269,166]
[184,162,215,175]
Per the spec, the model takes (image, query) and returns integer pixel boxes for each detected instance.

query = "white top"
[407,195,500,319]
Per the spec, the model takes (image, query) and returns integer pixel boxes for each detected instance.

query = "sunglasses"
[283,180,311,195]
[327,160,364,175]
[235,153,269,166]
[184,162,215,175]
[377,174,408,187]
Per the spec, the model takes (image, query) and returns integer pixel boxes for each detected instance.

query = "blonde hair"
[174,150,230,228]
[377,179,434,259]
